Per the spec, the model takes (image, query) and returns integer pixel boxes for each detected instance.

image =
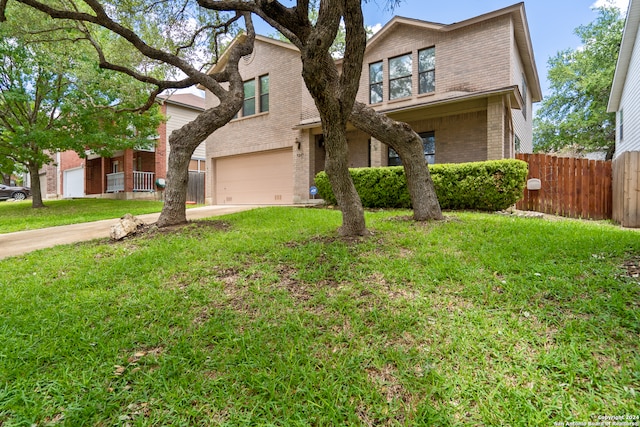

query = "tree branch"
[14,0,226,93]
[0,0,8,21]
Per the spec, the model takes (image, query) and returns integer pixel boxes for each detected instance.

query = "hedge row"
[314,159,528,211]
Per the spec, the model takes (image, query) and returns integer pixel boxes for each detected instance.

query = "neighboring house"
[608,0,640,226]
[609,0,640,154]
[204,3,541,205]
[50,93,207,201]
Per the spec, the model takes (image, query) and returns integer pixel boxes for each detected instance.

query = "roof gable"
[203,4,541,101]
[365,17,444,51]
[364,3,541,102]
[206,34,299,75]
[158,93,205,110]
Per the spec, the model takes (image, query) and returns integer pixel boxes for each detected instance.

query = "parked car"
[0,184,30,201]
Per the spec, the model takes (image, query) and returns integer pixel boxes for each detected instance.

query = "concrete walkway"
[0,205,257,260]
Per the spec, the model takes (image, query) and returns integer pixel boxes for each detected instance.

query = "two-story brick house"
[50,93,207,202]
[204,3,541,205]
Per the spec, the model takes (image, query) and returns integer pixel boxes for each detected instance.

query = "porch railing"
[133,171,155,192]
[106,172,124,193]
[106,171,155,193]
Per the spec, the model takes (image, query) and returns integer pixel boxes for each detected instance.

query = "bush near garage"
[314,159,528,211]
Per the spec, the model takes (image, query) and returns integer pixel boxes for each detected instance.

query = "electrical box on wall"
[527,178,541,191]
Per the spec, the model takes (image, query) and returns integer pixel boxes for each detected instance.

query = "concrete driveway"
[0,205,257,260]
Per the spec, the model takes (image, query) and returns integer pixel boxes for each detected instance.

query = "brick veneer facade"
[205,3,541,205]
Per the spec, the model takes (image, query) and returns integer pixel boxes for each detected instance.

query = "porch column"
[124,149,134,193]
[100,157,106,194]
[293,130,311,203]
[370,138,386,167]
[156,139,167,181]
[487,96,505,160]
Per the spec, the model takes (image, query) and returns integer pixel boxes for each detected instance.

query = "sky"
[251,0,630,101]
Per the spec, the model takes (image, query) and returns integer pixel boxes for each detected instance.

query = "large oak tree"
[200,0,441,235]
[1,1,255,219]
[2,0,442,234]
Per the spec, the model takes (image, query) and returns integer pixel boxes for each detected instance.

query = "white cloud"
[591,0,629,13]
[369,23,383,35]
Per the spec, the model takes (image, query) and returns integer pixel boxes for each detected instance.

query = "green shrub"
[315,159,528,211]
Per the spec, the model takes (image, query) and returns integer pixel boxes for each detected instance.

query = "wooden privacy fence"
[187,171,205,204]
[612,151,640,228]
[516,153,612,220]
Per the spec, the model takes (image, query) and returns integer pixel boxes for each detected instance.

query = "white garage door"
[215,149,293,204]
[64,168,85,198]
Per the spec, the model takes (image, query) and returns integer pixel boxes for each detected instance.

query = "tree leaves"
[0,4,162,202]
[534,7,624,159]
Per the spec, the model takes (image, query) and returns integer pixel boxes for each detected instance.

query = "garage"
[214,148,293,204]
[64,167,85,198]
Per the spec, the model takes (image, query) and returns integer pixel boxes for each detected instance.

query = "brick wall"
[156,103,168,180]
[85,158,103,195]
[137,151,156,173]
[204,9,534,203]
[357,15,513,108]
[60,150,84,171]
[486,96,506,160]
[205,38,305,201]
[59,151,84,197]
[41,160,58,197]
[372,111,489,165]
[206,39,302,159]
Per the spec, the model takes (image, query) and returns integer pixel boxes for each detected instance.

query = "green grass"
[1,207,638,426]
[0,199,166,233]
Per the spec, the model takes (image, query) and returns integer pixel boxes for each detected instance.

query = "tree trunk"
[293,0,368,236]
[27,161,45,208]
[248,0,369,235]
[351,101,442,221]
[155,103,241,228]
[156,141,193,227]
[155,19,255,228]
[323,119,367,236]
[155,97,246,228]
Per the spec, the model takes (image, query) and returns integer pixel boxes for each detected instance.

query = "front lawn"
[0,199,165,233]
[0,207,638,425]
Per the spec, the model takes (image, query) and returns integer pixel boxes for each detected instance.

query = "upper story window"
[389,53,412,100]
[238,74,269,118]
[243,79,256,116]
[369,61,383,104]
[418,47,435,94]
[259,74,269,113]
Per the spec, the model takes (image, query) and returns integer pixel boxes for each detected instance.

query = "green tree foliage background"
[0,5,163,206]
[533,6,624,159]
